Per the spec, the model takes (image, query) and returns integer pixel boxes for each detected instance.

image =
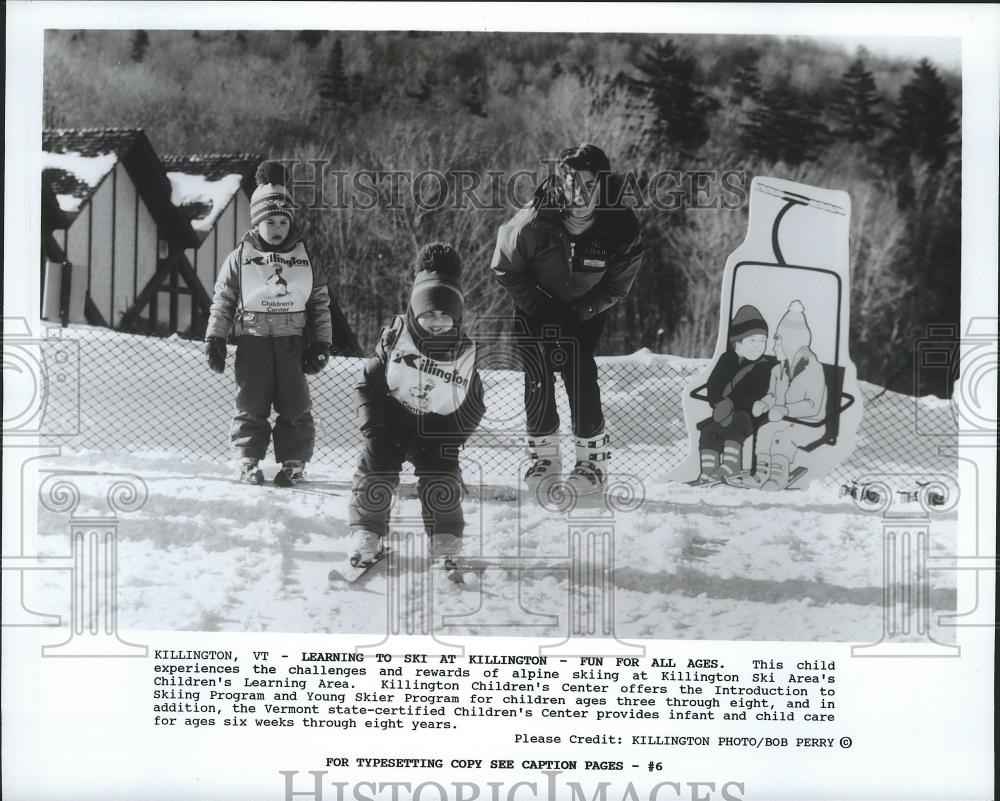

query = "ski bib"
[385,324,477,416]
[240,241,313,314]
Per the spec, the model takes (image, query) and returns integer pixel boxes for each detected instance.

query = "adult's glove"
[303,342,331,374]
[206,337,227,374]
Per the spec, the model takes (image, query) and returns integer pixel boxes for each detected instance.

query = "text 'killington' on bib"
[240,242,313,314]
[385,325,477,416]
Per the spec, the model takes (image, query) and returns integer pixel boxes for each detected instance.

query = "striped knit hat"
[728,304,768,342]
[250,160,295,227]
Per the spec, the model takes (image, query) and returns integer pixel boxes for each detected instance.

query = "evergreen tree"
[740,85,829,165]
[831,58,883,142]
[349,73,366,106]
[405,71,434,103]
[297,30,325,49]
[890,162,962,396]
[729,49,761,101]
[890,59,958,168]
[460,76,488,117]
[130,30,149,63]
[627,40,720,156]
[318,39,352,104]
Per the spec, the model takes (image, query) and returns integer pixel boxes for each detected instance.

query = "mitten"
[768,404,788,422]
[712,398,735,426]
[206,337,227,374]
[303,342,331,374]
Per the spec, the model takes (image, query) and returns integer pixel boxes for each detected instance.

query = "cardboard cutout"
[670,177,863,491]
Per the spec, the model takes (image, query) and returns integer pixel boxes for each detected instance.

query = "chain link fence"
[38,326,957,490]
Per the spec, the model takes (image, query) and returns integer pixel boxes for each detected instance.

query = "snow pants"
[755,420,817,460]
[515,308,606,439]
[231,335,314,463]
[349,434,465,540]
[699,411,755,451]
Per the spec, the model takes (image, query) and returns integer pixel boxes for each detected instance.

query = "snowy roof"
[41,128,200,248]
[160,154,261,236]
[42,128,142,214]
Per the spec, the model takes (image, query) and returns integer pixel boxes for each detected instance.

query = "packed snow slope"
[28,327,959,641]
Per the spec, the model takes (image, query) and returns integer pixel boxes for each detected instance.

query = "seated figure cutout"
[671,177,863,491]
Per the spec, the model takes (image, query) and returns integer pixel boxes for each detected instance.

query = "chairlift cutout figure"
[670,177,863,491]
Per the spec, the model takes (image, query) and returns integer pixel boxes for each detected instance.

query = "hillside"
[43,30,963,396]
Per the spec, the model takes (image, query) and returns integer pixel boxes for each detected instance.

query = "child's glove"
[303,342,331,374]
[206,337,227,374]
[768,404,788,422]
[361,420,388,441]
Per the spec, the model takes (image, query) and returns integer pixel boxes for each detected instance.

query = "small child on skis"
[696,305,773,482]
[348,243,485,574]
[205,160,333,486]
[748,300,827,491]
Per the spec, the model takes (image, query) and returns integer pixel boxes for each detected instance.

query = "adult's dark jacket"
[489,178,644,321]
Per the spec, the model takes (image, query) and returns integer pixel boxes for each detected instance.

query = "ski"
[783,467,809,490]
[327,547,390,584]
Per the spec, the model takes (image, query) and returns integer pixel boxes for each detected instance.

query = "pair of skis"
[327,548,474,586]
[686,467,808,490]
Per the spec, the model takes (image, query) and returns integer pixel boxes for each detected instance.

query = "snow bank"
[166,171,243,232]
[27,326,959,641]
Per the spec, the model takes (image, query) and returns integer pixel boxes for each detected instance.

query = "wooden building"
[41,128,201,332]
[42,129,362,352]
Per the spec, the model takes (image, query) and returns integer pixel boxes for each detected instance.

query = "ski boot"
[707,440,743,482]
[328,529,387,583]
[238,458,265,485]
[274,459,306,487]
[760,455,791,492]
[524,435,561,493]
[349,529,385,569]
[432,533,475,586]
[696,448,720,482]
[729,455,768,489]
[565,430,610,496]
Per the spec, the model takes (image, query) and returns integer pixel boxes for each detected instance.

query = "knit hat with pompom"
[409,242,464,322]
[775,300,813,355]
[250,160,295,227]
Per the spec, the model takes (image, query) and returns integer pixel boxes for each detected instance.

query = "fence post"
[59,260,72,328]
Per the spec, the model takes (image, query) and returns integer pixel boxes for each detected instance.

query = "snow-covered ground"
[24,327,959,641]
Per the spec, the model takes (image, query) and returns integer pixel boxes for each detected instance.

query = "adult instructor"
[490,144,644,495]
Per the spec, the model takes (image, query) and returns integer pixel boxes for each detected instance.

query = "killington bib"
[385,324,477,416]
[240,241,314,314]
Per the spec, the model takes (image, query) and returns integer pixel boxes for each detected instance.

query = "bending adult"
[490,144,644,494]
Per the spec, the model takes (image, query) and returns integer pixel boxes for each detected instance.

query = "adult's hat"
[558,143,612,174]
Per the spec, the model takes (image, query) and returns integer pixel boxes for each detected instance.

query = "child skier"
[747,300,827,491]
[348,243,485,574]
[205,160,333,486]
[695,305,773,482]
